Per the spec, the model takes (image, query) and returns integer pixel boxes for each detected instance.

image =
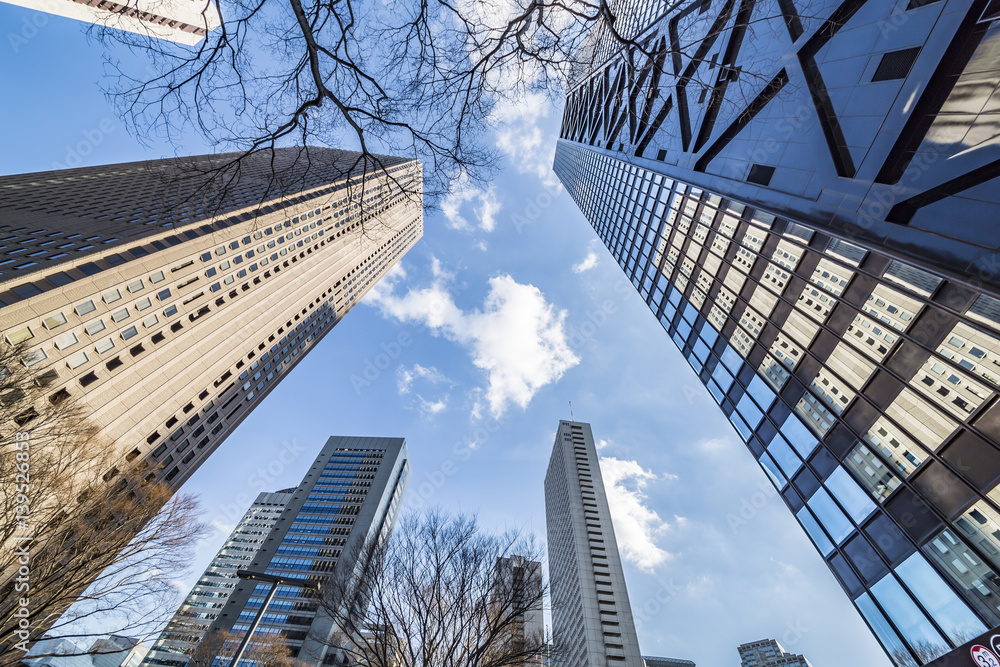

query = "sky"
[0,8,892,666]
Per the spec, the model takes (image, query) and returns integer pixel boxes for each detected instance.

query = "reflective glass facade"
[554,140,1000,666]
[198,436,409,663]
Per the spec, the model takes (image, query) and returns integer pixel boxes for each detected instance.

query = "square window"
[127,279,144,293]
[142,314,159,328]
[120,326,138,341]
[95,338,115,354]
[135,297,152,311]
[111,308,130,323]
[149,271,166,284]
[103,288,122,304]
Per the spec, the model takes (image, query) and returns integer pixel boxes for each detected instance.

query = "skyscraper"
[0,0,221,45]
[200,435,409,663]
[553,1,1000,665]
[0,148,421,490]
[141,489,295,667]
[545,420,643,667]
[738,639,811,667]
[642,657,696,667]
[494,555,545,666]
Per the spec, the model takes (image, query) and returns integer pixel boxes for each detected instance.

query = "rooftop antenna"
[569,401,574,422]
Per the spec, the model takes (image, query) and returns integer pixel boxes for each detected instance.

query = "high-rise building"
[0,0,221,45]
[141,490,295,667]
[738,639,811,667]
[23,636,149,667]
[553,1,1000,665]
[0,148,420,648]
[494,555,545,666]
[200,435,409,663]
[642,656,696,667]
[545,420,643,667]
[0,148,420,490]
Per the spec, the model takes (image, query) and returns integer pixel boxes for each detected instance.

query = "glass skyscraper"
[141,490,294,667]
[554,0,1000,664]
[198,436,409,663]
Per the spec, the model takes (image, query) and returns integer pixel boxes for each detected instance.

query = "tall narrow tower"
[545,420,643,667]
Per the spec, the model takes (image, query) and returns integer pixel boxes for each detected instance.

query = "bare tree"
[97,0,802,215]
[188,628,298,667]
[0,344,207,666]
[315,511,548,667]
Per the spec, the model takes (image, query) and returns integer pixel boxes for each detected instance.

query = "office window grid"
[555,141,1000,667]
[1,165,421,489]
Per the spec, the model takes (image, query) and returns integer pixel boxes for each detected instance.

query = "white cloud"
[441,174,501,232]
[596,438,610,451]
[416,395,449,415]
[600,456,672,571]
[396,363,450,395]
[367,261,579,416]
[572,250,599,273]
[492,91,561,188]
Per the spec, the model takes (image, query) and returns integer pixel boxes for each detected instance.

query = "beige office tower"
[0,147,422,489]
[545,421,643,667]
[0,0,221,45]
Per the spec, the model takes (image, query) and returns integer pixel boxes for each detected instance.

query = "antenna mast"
[569,401,574,422]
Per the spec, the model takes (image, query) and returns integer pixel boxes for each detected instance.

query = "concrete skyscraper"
[738,639,811,667]
[197,436,409,663]
[554,0,1000,665]
[0,148,420,648]
[0,0,221,45]
[545,420,643,667]
[0,148,420,491]
[141,489,294,666]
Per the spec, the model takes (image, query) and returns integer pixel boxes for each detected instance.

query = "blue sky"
[1,9,892,666]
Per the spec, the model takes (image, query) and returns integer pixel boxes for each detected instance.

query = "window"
[54,332,78,350]
[95,338,115,354]
[22,348,47,367]
[149,270,165,284]
[103,288,122,304]
[870,575,948,661]
[807,488,854,544]
[42,313,67,330]
[74,300,96,316]
[895,553,986,644]
[142,314,159,328]
[84,320,106,336]
[825,467,876,523]
[127,279,144,293]
[6,326,33,345]
[135,297,152,311]
[66,351,88,369]
[111,308,130,323]
[121,326,139,341]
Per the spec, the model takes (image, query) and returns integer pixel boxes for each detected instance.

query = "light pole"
[227,570,321,667]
